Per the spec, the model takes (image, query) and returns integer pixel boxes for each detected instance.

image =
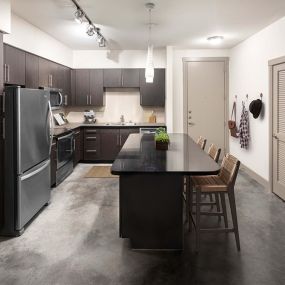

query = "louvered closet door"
[273,63,285,200]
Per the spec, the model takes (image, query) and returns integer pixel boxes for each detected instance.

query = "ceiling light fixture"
[74,8,84,24]
[207,36,224,45]
[71,0,106,47]
[145,2,155,84]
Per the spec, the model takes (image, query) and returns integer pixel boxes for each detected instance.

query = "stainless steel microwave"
[39,87,63,109]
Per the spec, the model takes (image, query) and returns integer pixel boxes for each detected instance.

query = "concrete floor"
[0,164,284,285]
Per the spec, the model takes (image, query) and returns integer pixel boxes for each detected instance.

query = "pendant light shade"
[145,3,155,83]
[145,45,154,83]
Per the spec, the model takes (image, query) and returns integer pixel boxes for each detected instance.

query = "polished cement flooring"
[0,164,284,285]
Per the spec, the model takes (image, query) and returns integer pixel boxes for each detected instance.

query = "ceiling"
[11,0,285,50]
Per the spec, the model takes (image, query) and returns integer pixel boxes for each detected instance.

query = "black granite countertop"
[111,133,220,175]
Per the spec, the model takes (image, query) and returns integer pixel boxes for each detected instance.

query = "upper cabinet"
[103,69,122,87]
[122,69,140,88]
[139,68,165,107]
[74,69,104,107]
[103,69,140,88]
[25,53,39,89]
[39,57,52,88]
[3,44,25,86]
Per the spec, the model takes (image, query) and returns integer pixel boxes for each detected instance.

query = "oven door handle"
[58,132,74,141]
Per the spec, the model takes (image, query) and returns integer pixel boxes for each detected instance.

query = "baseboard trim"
[240,164,270,191]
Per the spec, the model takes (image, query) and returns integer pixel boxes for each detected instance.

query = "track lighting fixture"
[86,24,96,36]
[71,0,106,47]
[74,9,84,24]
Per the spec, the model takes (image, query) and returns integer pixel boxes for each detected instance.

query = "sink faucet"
[120,115,125,123]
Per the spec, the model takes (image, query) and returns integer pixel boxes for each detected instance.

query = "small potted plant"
[155,128,170,150]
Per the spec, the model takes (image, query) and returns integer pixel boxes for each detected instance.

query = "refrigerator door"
[17,88,51,174]
[16,159,51,230]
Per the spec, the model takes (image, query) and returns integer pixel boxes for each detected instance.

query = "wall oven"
[56,131,74,185]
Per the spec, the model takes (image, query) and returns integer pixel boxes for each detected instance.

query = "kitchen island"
[111,133,220,250]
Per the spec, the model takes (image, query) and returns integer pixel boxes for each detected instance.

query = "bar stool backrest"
[208,144,221,163]
[197,136,207,150]
[219,154,240,188]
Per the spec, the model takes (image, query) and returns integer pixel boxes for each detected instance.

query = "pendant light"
[145,3,155,83]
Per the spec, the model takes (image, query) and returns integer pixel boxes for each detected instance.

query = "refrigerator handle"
[48,101,54,155]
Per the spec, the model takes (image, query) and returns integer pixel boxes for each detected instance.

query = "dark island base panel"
[120,174,184,250]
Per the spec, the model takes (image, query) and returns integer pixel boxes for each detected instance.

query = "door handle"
[64,95,68,106]
[273,134,278,139]
[188,122,194,126]
[4,64,7,83]
[89,95,92,105]
[86,95,89,105]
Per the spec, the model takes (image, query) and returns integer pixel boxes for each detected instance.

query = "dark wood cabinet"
[100,128,120,161]
[39,57,52,87]
[140,68,165,107]
[84,128,101,160]
[122,69,140,87]
[75,69,104,107]
[25,53,39,89]
[103,69,122,87]
[0,34,3,94]
[3,44,26,86]
[75,69,90,106]
[103,69,140,88]
[73,128,82,166]
[90,69,104,106]
[63,67,71,106]
[120,128,140,148]
[50,141,57,187]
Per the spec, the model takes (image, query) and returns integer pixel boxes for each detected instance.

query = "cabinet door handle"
[86,150,97,153]
[86,95,89,105]
[89,95,92,105]
[6,64,10,83]
[51,75,53,87]
[65,95,68,106]
[119,135,122,146]
[3,64,6,83]
[117,134,119,145]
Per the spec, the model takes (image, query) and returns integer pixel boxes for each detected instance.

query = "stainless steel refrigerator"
[1,86,52,236]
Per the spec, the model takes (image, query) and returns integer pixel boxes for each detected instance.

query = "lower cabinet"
[74,128,83,166]
[84,128,101,161]
[83,127,140,162]
[50,140,57,187]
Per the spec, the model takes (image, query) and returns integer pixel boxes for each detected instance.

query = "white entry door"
[273,63,285,200]
[185,60,226,156]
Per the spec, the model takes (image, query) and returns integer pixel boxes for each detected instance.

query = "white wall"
[229,16,285,181]
[73,49,166,69]
[0,0,11,34]
[3,13,73,67]
[171,49,230,133]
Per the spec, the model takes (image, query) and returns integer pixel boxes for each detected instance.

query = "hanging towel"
[239,104,250,149]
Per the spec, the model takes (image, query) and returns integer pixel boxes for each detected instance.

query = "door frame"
[268,55,285,195]
[182,57,229,154]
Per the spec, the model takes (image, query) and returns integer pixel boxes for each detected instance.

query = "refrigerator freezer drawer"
[16,160,51,231]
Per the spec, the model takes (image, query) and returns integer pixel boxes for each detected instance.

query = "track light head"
[74,9,84,24]
[86,24,96,36]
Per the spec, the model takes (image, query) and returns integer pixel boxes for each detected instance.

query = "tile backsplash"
[65,91,165,123]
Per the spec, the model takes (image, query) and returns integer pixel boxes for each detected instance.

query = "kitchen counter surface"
[53,122,166,137]
[111,133,220,175]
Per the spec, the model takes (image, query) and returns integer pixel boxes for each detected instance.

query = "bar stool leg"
[220,193,228,228]
[195,189,201,253]
[215,193,221,222]
[228,191,241,251]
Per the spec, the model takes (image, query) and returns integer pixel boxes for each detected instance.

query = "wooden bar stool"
[189,154,241,252]
[196,136,207,150]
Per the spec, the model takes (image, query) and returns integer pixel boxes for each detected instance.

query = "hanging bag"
[228,102,239,138]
